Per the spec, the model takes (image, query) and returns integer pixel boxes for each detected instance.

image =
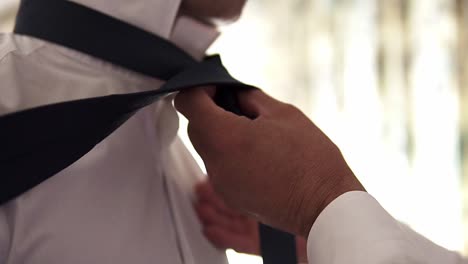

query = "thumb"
[175,86,218,123]
[175,87,247,157]
[237,89,286,118]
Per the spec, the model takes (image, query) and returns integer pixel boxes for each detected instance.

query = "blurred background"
[3,0,468,263]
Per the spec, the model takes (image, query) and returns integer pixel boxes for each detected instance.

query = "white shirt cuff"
[306,191,464,264]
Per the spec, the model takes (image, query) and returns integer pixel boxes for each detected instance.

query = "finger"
[176,87,248,158]
[203,225,247,249]
[175,86,230,126]
[196,181,242,218]
[237,89,285,118]
[195,202,234,228]
[203,226,260,255]
[195,201,247,233]
[202,225,233,250]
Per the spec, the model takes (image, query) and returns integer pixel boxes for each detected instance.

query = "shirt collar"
[68,0,219,60]
[170,16,220,60]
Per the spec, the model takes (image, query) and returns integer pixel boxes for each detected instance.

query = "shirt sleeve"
[306,191,467,264]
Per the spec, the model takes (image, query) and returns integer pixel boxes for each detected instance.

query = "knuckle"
[282,103,300,114]
[187,124,209,155]
[174,91,190,112]
[186,124,199,145]
[271,102,298,118]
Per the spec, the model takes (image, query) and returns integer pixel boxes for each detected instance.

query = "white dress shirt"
[307,191,468,263]
[0,1,227,263]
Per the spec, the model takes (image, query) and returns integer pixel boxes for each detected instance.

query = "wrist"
[295,167,365,237]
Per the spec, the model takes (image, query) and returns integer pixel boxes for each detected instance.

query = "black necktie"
[1,0,298,263]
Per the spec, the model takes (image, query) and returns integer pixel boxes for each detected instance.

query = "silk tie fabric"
[1,0,298,263]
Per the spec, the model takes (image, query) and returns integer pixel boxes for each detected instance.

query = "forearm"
[306,191,467,264]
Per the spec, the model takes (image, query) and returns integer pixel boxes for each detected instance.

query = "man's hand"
[176,87,365,237]
[195,181,260,255]
[195,180,308,262]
